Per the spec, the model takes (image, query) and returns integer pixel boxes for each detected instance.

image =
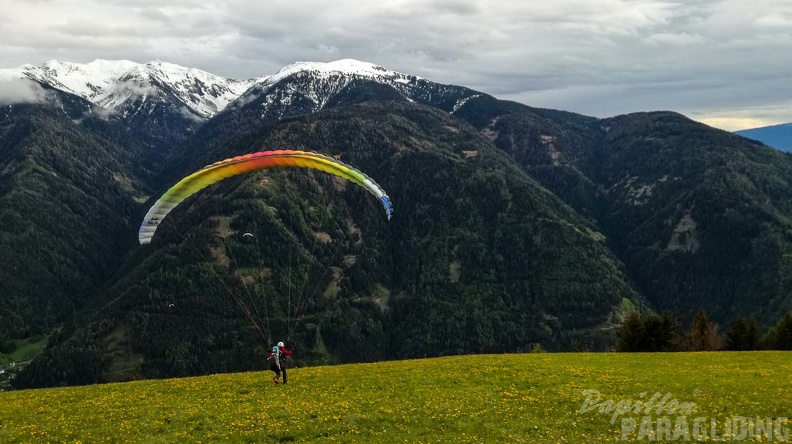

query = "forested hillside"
[2,61,791,388]
[14,101,643,387]
[0,101,150,339]
[452,99,792,324]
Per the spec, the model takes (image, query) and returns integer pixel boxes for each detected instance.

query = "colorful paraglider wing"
[139,150,393,244]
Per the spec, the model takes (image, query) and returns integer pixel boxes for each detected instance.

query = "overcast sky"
[1,0,790,130]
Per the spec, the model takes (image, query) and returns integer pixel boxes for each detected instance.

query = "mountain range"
[1,59,258,117]
[735,122,792,153]
[1,58,791,388]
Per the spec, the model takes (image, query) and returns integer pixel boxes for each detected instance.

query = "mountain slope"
[590,113,792,322]
[173,60,482,183]
[15,100,644,387]
[1,60,264,154]
[452,97,792,324]
[198,60,477,144]
[736,122,792,153]
[0,101,151,339]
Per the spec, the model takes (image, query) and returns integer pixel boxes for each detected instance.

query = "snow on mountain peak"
[221,58,442,123]
[1,58,426,119]
[270,59,417,84]
[8,59,142,102]
[1,59,264,119]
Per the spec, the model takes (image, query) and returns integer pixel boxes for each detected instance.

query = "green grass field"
[0,352,789,443]
[0,336,48,391]
[0,336,47,368]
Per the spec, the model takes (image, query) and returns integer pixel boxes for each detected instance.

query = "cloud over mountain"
[0,78,52,105]
[1,0,790,129]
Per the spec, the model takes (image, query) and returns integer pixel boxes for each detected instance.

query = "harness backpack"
[268,345,282,370]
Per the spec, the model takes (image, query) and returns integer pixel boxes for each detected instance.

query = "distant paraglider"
[138,150,393,245]
[242,232,254,239]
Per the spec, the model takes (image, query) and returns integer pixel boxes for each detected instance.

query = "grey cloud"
[1,0,791,129]
[101,0,210,7]
[51,21,149,38]
[0,78,53,104]
[139,7,173,23]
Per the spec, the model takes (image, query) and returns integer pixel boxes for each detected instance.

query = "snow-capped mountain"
[222,59,481,127]
[232,59,416,115]
[16,59,140,101]
[1,58,481,121]
[1,59,262,119]
[270,59,417,85]
[1,58,484,153]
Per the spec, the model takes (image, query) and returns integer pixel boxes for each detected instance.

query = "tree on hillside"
[616,312,643,352]
[761,310,792,350]
[617,311,680,352]
[0,331,15,354]
[679,309,721,351]
[724,315,761,351]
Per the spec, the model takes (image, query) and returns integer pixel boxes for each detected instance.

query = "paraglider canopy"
[242,232,254,238]
[138,150,393,245]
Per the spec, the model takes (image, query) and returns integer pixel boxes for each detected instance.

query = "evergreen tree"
[617,311,680,352]
[0,331,15,354]
[761,311,792,350]
[744,317,761,350]
[725,316,760,351]
[644,311,681,352]
[725,316,746,350]
[617,312,644,352]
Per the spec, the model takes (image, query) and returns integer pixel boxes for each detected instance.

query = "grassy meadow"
[0,336,48,368]
[0,352,790,443]
[0,336,48,390]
